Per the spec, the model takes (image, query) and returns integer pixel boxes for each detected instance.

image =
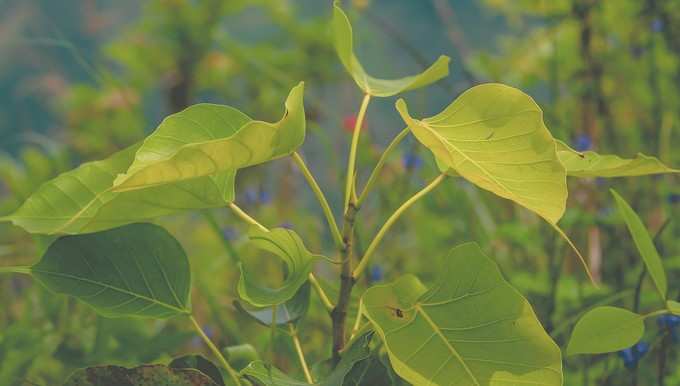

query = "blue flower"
[244,188,259,205]
[618,341,649,369]
[667,193,680,204]
[572,134,592,152]
[222,227,238,241]
[651,18,663,33]
[259,189,272,204]
[657,314,680,329]
[369,265,384,282]
[402,152,423,170]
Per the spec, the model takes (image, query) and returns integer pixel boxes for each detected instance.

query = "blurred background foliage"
[0,0,678,385]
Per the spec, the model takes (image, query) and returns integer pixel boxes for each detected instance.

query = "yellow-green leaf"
[362,242,562,386]
[667,300,680,316]
[611,189,667,300]
[1,144,235,235]
[331,2,449,97]
[396,83,567,224]
[237,227,321,308]
[556,140,678,177]
[566,306,644,356]
[113,83,305,192]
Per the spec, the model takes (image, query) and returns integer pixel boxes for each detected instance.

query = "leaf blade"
[566,306,644,356]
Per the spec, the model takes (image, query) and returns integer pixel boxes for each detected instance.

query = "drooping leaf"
[331,2,449,97]
[1,143,235,235]
[241,361,308,386]
[234,282,311,327]
[611,189,667,300]
[63,364,218,386]
[170,355,225,386]
[113,83,305,192]
[556,140,678,177]
[223,344,261,371]
[31,223,191,319]
[667,300,680,316]
[566,306,644,356]
[238,227,321,307]
[396,84,567,224]
[362,242,562,386]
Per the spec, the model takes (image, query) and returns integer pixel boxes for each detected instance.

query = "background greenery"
[0,0,678,385]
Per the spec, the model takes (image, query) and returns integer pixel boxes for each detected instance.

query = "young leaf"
[566,306,644,356]
[667,300,680,316]
[113,83,305,192]
[331,2,449,97]
[170,355,226,386]
[396,84,567,224]
[234,283,311,327]
[63,364,219,386]
[237,227,321,307]
[1,143,235,235]
[362,242,562,386]
[31,223,191,319]
[611,189,667,300]
[556,140,678,177]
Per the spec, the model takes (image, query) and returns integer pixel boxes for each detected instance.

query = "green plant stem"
[357,127,410,207]
[0,266,31,275]
[642,309,668,319]
[189,315,242,386]
[353,174,445,278]
[288,324,314,384]
[349,299,365,340]
[292,151,343,247]
[229,203,334,316]
[308,272,334,311]
[344,93,371,213]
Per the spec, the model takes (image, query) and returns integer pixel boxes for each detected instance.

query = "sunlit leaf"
[63,364,219,386]
[31,223,191,319]
[611,189,667,300]
[1,143,235,235]
[556,140,678,177]
[362,242,562,386]
[331,2,449,97]
[170,355,225,386]
[396,83,567,224]
[234,283,310,327]
[113,83,305,192]
[566,306,644,356]
[667,300,680,316]
[237,227,321,307]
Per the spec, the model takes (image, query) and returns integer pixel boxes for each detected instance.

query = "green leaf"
[31,223,191,319]
[1,143,236,235]
[362,242,562,386]
[331,2,449,97]
[237,227,321,307]
[241,361,308,386]
[667,300,680,316]
[113,83,305,192]
[170,355,226,386]
[566,306,644,356]
[63,364,219,386]
[396,84,567,224]
[556,140,678,177]
[234,282,310,327]
[611,189,667,300]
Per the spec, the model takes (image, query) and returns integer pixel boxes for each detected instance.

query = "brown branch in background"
[431,0,479,86]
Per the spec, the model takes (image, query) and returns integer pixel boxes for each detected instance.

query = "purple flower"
[402,152,423,170]
[618,341,649,369]
[369,265,384,282]
[279,221,293,230]
[667,193,680,204]
[657,314,680,329]
[259,189,272,204]
[572,134,592,152]
[651,18,663,33]
[222,227,238,241]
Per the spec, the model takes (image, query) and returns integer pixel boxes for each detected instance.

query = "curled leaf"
[332,2,449,97]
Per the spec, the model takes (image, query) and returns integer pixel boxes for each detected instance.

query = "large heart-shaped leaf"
[31,223,191,319]
[237,227,321,307]
[331,2,449,97]
[234,283,311,327]
[396,84,567,224]
[63,364,219,386]
[113,83,305,192]
[1,144,235,235]
[611,189,667,300]
[362,242,562,386]
[556,140,678,177]
[566,306,644,356]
